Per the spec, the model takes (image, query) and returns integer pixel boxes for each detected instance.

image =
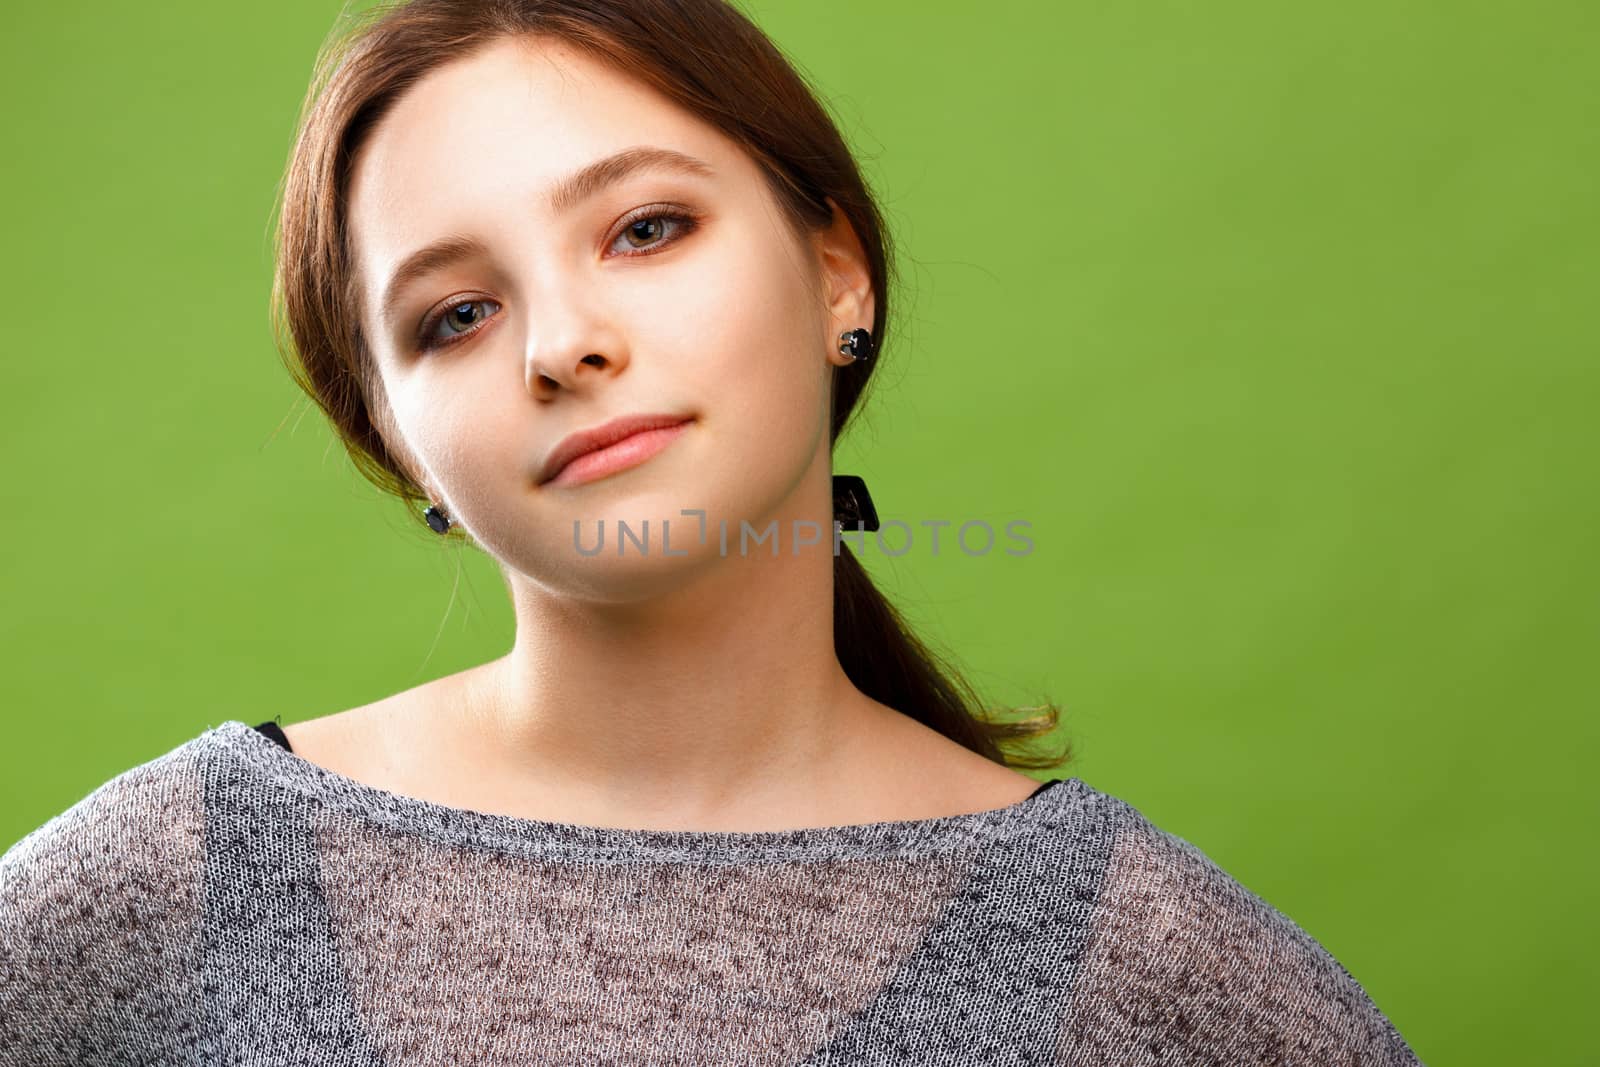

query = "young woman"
[0,1,1422,1062]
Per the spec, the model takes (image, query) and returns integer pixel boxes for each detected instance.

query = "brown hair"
[270,0,1072,773]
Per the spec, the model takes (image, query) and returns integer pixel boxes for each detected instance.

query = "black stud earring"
[837,327,875,364]
[423,503,452,534]
[832,473,880,532]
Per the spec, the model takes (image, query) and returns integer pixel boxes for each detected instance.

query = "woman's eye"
[610,210,698,256]
[418,298,501,352]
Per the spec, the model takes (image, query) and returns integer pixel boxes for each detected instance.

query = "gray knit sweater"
[0,719,1421,1065]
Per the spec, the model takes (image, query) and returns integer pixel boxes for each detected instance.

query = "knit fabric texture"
[0,719,1422,1065]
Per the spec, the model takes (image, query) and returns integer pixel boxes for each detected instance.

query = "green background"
[3,2,1595,1061]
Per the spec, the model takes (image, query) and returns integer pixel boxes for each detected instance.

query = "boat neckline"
[206,718,1087,863]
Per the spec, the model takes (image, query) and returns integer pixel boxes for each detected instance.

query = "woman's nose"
[527,349,618,394]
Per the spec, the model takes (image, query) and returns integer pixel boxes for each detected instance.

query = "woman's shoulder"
[0,726,218,915]
[0,726,213,886]
[1055,778,1423,1063]
[0,726,215,1059]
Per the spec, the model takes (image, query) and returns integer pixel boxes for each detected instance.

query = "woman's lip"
[538,413,694,483]
[543,421,692,488]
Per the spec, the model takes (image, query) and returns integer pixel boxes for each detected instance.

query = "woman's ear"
[814,197,876,364]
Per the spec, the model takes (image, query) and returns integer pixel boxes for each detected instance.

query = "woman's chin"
[522,537,729,604]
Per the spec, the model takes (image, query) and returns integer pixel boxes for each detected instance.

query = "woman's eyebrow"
[377,145,716,331]
[547,144,715,215]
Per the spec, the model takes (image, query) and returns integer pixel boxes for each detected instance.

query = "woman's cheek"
[403,388,520,500]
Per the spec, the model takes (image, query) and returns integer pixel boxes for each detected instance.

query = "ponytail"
[833,543,1071,773]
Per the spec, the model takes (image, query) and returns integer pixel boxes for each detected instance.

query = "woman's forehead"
[351,37,720,204]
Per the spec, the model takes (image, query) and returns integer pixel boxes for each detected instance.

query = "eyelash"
[412,206,701,354]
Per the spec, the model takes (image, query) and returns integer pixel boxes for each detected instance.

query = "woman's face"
[345,36,869,599]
